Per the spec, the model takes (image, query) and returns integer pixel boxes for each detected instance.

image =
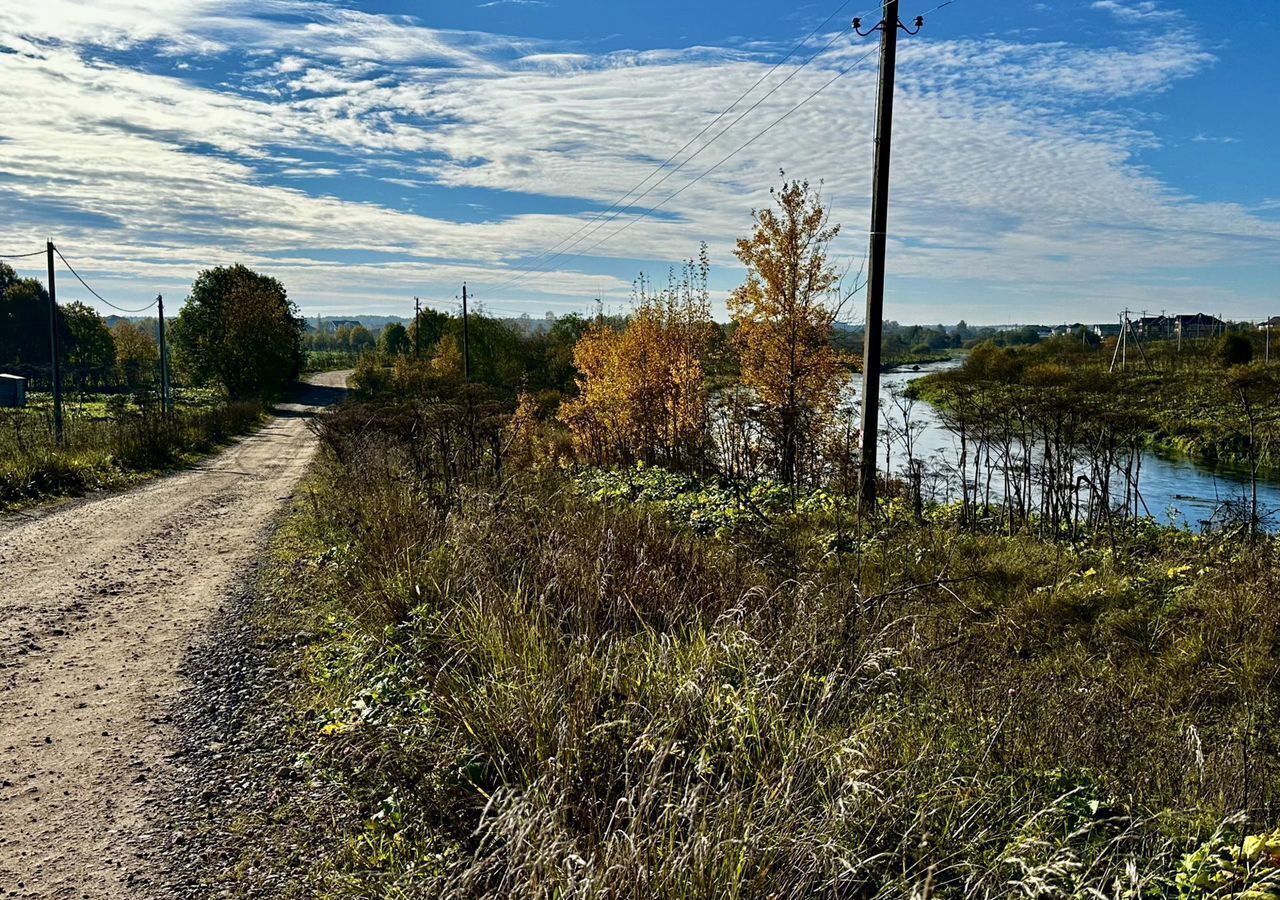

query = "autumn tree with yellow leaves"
[561,247,716,469]
[729,179,849,484]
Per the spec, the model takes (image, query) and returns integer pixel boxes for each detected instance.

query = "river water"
[853,360,1280,531]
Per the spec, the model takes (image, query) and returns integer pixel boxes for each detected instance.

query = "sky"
[0,0,1277,324]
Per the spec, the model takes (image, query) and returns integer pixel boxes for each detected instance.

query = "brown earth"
[0,372,347,899]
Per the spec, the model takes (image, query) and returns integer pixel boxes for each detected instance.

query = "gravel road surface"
[0,372,347,899]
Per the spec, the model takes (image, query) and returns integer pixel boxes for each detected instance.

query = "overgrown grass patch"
[0,396,264,508]
[257,433,1280,897]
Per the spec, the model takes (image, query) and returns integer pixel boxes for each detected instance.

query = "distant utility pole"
[461,283,472,382]
[414,296,421,360]
[156,294,171,413]
[1109,308,1150,373]
[856,0,925,514]
[45,240,64,445]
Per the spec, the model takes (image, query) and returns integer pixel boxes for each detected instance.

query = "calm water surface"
[853,360,1280,530]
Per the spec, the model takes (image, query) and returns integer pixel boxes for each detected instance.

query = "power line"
[494,0,961,299]
[488,1,890,294]
[488,0,880,287]
[911,0,954,16]
[0,249,46,259]
[490,25,858,292]
[501,42,883,294]
[52,246,158,314]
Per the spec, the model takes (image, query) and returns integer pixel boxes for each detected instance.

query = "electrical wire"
[487,0,891,294]
[494,0,961,299]
[491,26,856,291]
[502,43,883,294]
[911,0,954,17]
[52,246,158,314]
[0,249,46,259]
[488,0,880,287]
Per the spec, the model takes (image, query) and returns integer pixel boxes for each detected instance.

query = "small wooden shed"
[0,373,28,408]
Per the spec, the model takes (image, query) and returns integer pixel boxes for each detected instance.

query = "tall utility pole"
[414,296,421,360]
[856,1,923,513]
[156,294,170,413]
[461,282,472,382]
[45,240,64,445]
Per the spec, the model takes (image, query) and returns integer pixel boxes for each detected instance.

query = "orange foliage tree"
[560,248,716,469]
[729,179,849,484]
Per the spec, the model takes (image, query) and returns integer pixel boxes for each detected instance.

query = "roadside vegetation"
[0,390,263,507]
[222,180,1280,898]
[0,261,304,508]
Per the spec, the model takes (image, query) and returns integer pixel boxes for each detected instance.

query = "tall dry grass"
[0,399,263,505]
[265,399,1280,898]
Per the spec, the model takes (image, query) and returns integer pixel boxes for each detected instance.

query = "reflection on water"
[850,360,1280,531]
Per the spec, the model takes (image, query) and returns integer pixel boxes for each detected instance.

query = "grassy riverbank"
[241,398,1280,898]
[913,340,1280,471]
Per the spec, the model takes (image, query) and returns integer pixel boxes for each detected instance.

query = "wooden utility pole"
[156,294,170,413]
[857,1,922,513]
[1110,311,1127,371]
[414,296,421,360]
[45,240,64,445]
[461,283,472,382]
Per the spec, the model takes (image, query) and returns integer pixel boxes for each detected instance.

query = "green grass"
[0,389,264,508]
[251,409,1280,898]
[304,350,363,374]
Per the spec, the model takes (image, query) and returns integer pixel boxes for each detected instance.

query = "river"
[854,360,1280,530]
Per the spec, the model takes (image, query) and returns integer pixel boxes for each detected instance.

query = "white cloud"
[0,0,1275,321]
[1191,132,1241,144]
[1091,1,1180,23]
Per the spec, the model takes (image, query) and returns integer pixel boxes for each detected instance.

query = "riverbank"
[199,390,1280,898]
[905,347,1280,528]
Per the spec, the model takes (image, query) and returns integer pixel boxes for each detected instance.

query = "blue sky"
[0,0,1276,323]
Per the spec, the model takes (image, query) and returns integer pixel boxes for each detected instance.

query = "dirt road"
[0,372,347,899]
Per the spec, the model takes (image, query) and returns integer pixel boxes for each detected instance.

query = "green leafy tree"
[444,313,523,387]
[541,312,591,392]
[112,320,160,388]
[171,264,304,399]
[0,263,56,369]
[408,308,449,358]
[378,322,410,356]
[62,302,116,389]
[1217,332,1254,368]
[348,324,375,352]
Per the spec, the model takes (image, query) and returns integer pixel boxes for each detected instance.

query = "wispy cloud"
[1090,1,1181,23]
[1191,132,1241,144]
[0,0,1274,320]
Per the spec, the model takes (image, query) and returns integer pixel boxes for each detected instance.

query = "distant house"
[1173,313,1224,341]
[0,373,28,408]
[1261,316,1280,331]
[1117,313,1224,342]
[1049,322,1089,337]
[1134,315,1175,340]
[1092,323,1122,338]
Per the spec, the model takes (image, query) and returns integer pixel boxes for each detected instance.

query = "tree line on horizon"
[0,262,306,401]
